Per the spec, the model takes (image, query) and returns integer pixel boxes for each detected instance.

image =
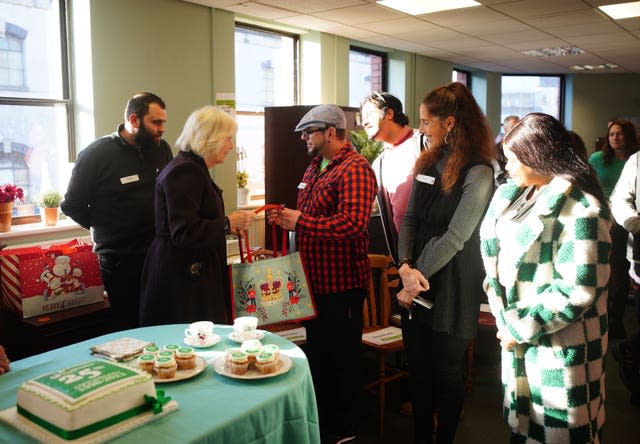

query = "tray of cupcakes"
[212,340,292,380]
[134,344,206,383]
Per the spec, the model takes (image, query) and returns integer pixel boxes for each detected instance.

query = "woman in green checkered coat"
[480,113,611,444]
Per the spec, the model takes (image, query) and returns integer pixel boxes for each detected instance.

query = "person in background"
[0,345,9,375]
[139,106,254,326]
[481,113,610,443]
[609,149,640,406]
[494,115,520,185]
[396,82,495,444]
[62,92,173,332]
[360,92,423,262]
[567,130,588,161]
[268,104,377,444]
[589,119,639,338]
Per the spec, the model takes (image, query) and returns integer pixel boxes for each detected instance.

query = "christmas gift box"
[0,239,104,318]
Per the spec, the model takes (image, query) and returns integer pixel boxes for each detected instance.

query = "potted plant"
[0,183,24,232]
[350,129,384,164]
[236,170,250,206]
[39,190,63,226]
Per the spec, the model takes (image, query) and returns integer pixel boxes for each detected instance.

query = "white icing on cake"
[16,360,156,438]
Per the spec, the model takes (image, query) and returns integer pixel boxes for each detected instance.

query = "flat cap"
[295,104,347,131]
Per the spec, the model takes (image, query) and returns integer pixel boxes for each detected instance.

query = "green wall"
[89,0,213,150]
[570,74,640,154]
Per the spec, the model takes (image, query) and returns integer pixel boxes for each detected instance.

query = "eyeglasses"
[301,128,326,139]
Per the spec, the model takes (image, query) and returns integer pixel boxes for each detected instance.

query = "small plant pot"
[0,202,13,232]
[43,207,59,226]
[237,188,250,206]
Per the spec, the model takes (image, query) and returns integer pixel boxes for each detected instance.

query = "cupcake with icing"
[261,344,280,360]
[163,344,181,355]
[255,351,279,374]
[143,345,161,355]
[240,339,262,365]
[137,354,155,374]
[154,355,177,378]
[226,350,249,375]
[175,347,196,370]
[157,350,175,359]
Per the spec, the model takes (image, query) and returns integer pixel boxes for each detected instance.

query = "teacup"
[233,316,258,340]
[184,321,214,345]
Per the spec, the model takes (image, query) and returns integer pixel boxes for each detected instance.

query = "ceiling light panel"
[377,0,480,16]
[599,2,640,20]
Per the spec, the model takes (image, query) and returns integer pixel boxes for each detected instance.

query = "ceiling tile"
[313,3,405,25]
[256,0,366,13]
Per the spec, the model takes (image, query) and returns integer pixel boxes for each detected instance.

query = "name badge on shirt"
[297,182,307,189]
[120,174,140,185]
[416,174,435,185]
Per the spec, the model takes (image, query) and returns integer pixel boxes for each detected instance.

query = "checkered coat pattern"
[480,177,611,444]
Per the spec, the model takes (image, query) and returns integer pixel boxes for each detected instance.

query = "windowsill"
[238,199,265,211]
[0,218,87,241]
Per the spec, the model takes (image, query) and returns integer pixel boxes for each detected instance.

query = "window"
[234,25,298,200]
[0,0,72,218]
[452,69,470,88]
[501,75,563,123]
[349,47,386,107]
[0,22,27,89]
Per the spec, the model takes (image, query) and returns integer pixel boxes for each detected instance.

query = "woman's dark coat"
[140,150,229,325]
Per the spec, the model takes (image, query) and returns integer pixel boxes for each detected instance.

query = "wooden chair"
[362,254,408,438]
[465,307,498,393]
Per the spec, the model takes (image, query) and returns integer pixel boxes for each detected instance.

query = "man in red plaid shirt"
[269,104,377,443]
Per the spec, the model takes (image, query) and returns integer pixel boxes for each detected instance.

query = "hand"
[274,208,301,231]
[398,264,429,295]
[265,207,283,225]
[0,345,9,375]
[227,210,255,233]
[396,288,416,309]
[496,328,516,351]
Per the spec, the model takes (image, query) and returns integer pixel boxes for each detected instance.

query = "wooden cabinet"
[263,105,361,248]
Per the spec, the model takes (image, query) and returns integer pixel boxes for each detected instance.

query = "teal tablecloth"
[0,324,320,443]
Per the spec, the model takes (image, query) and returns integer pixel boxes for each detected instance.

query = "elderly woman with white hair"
[140,105,254,326]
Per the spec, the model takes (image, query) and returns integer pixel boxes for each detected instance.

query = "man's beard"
[307,145,320,157]
[134,121,160,149]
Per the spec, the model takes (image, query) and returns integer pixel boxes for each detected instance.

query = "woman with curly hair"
[481,113,610,443]
[589,119,638,338]
[396,82,495,444]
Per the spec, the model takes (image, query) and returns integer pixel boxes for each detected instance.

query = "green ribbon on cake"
[144,389,172,414]
[17,389,171,440]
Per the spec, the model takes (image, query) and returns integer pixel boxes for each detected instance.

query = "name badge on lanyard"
[297,182,307,189]
[416,174,435,185]
[120,174,140,185]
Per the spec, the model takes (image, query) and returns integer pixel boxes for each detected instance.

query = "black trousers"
[304,288,366,435]
[98,253,146,332]
[401,307,468,444]
[609,222,631,332]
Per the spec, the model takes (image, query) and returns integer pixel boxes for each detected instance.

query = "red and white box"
[0,239,104,318]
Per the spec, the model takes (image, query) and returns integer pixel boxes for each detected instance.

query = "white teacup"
[184,321,214,345]
[233,316,258,340]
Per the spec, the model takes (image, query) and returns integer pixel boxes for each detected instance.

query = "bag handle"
[238,204,286,263]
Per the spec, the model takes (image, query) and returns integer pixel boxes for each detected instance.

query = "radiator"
[247,212,266,248]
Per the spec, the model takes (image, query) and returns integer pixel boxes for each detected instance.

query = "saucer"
[184,334,221,348]
[228,330,265,343]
